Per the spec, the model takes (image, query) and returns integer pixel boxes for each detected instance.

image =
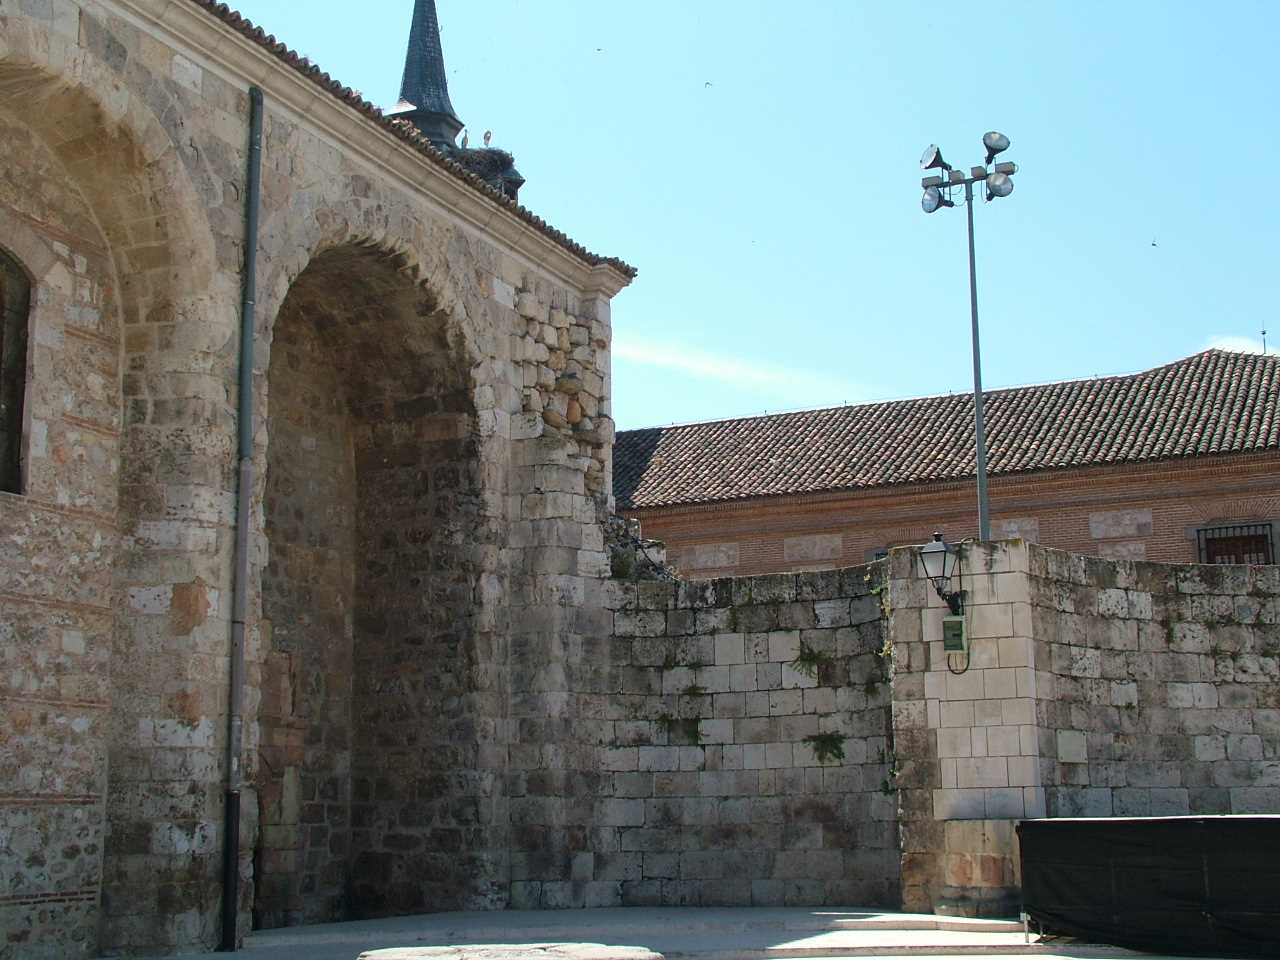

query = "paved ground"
[161,907,1219,960]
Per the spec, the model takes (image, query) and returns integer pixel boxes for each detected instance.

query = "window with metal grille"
[1197,524,1274,565]
[0,248,32,494]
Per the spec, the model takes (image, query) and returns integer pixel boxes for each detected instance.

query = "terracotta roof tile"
[185,1,635,279]
[615,350,1280,509]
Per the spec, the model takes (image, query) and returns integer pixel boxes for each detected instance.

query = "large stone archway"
[257,242,499,926]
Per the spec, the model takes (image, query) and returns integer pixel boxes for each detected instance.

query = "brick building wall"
[626,452,1280,578]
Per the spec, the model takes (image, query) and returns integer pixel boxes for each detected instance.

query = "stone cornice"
[106,0,633,298]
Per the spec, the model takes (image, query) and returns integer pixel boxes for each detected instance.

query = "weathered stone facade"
[1,1,628,955]
[888,541,1280,916]
[533,566,901,910]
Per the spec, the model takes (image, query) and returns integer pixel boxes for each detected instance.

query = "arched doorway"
[257,243,485,926]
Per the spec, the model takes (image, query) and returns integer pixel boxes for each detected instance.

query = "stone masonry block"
[813,599,852,628]
[933,788,986,819]
[1057,730,1088,764]
[714,633,745,665]
[956,757,1008,789]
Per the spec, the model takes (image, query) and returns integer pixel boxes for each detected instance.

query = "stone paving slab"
[244,907,1020,949]
[359,945,662,960]
[161,907,1219,960]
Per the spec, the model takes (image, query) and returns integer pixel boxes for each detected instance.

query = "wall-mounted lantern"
[919,532,963,616]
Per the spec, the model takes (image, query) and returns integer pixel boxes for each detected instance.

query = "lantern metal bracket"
[935,585,964,617]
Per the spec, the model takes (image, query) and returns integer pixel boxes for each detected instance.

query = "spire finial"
[394,0,464,147]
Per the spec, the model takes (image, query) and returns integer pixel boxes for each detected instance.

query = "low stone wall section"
[1029,546,1280,817]
[509,564,901,908]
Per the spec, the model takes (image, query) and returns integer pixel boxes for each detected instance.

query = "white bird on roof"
[483,129,493,147]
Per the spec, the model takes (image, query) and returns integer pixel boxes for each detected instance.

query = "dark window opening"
[1197,524,1274,565]
[0,248,32,494]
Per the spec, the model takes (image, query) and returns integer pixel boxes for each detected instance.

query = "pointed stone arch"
[256,238,501,925]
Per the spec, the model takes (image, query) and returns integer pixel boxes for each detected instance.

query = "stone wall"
[889,540,1280,917]
[519,565,901,909]
[1,1,630,955]
[0,71,124,960]
[887,541,1040,917]
[1028,546,1280,818]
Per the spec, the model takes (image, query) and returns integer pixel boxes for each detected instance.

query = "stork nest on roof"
[454,147,518,179]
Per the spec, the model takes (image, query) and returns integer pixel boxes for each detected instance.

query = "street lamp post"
[919,132,1018,542]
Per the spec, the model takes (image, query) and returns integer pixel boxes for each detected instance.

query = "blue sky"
[229,1,1280,430]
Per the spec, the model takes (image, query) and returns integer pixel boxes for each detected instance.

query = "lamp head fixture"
[919,532,963,615]
[982,130,1011,165]
[985,171,1014,201]
[921,186,954,214]
[920,144,952,172]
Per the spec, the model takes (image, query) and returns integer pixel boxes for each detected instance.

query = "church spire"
[395,0,464,147]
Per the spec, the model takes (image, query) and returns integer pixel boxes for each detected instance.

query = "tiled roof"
[184,1,636,279]
[615,350,1280,510]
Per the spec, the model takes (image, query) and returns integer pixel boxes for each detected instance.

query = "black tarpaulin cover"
[1018,816,1280,957]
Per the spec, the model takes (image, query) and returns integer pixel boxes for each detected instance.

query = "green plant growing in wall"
[793,640,833,680]
[682,683,707,699]
[804,732,846,765]
[880,756,900,795]
[875,622,894,664]
[866,568,891,619]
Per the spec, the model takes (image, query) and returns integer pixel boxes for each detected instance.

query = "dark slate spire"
[394,0,464,147]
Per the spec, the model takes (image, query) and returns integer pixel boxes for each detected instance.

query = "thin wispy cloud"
[614,336,863,406]
[1206,335,1268,354]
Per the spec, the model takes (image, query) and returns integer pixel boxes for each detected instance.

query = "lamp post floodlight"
[921,186,954,213]
[921,144,952,172]
[917,132,1021,541]
[985,172,1014,200]
[982,130,1010,165]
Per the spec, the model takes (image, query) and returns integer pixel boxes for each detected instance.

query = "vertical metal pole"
[222,85,264,954]
[965,179,991,541]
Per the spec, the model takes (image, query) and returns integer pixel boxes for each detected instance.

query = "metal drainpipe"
[222,84,264,953]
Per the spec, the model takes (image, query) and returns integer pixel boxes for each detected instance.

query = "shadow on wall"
[257,241,494,928]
